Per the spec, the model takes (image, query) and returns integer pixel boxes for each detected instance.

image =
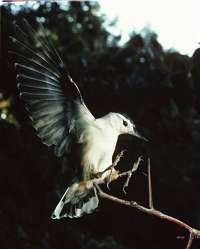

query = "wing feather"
[9,19,94,157]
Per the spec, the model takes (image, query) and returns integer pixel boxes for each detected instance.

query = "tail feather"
[81,190,99,214]
[51,182,99,219]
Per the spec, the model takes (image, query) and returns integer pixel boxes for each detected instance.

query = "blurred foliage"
[0,96,19,126]
[0,1,200,249]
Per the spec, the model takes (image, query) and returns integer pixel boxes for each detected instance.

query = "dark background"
[0,1,200,249]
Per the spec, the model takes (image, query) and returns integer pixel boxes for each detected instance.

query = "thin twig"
[186,232,195,249]
[148,158,154,209]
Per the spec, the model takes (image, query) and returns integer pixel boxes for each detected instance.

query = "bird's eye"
[123,120,128,127]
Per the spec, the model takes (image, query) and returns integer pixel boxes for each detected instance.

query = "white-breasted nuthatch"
[10,19,147,219]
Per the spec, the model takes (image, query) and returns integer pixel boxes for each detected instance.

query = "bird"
[9,19,147,219]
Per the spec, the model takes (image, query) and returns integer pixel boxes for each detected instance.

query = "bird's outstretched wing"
[9,19,94,157]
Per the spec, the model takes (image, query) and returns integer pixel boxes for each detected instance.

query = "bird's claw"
[120,155,143,195]
[106,181,111,190]
[122,186,127,195]
[106,166,114,190]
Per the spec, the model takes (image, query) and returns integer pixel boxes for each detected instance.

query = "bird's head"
[110,113,148,141]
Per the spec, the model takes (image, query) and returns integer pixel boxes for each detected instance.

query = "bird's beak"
[133,129,148,142]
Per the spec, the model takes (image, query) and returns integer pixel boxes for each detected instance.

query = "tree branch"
[95,156,200,249]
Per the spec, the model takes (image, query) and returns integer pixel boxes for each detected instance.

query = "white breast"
[79,123,118,177]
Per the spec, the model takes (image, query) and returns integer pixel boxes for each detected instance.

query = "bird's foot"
[92,150,127,190]
[104,149,127,190]
[92,150,127,180]
[118,156,143,194]
[105,168,119,190]
[112,149,127,167]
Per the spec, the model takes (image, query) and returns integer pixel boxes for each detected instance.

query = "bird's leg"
[105,150,127,189]
[118,156,143,194]
[92,150,127,180]
[93,155,143,194]
[92,150,126,190]
[105,168,119,189]
[93,155,143,195]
